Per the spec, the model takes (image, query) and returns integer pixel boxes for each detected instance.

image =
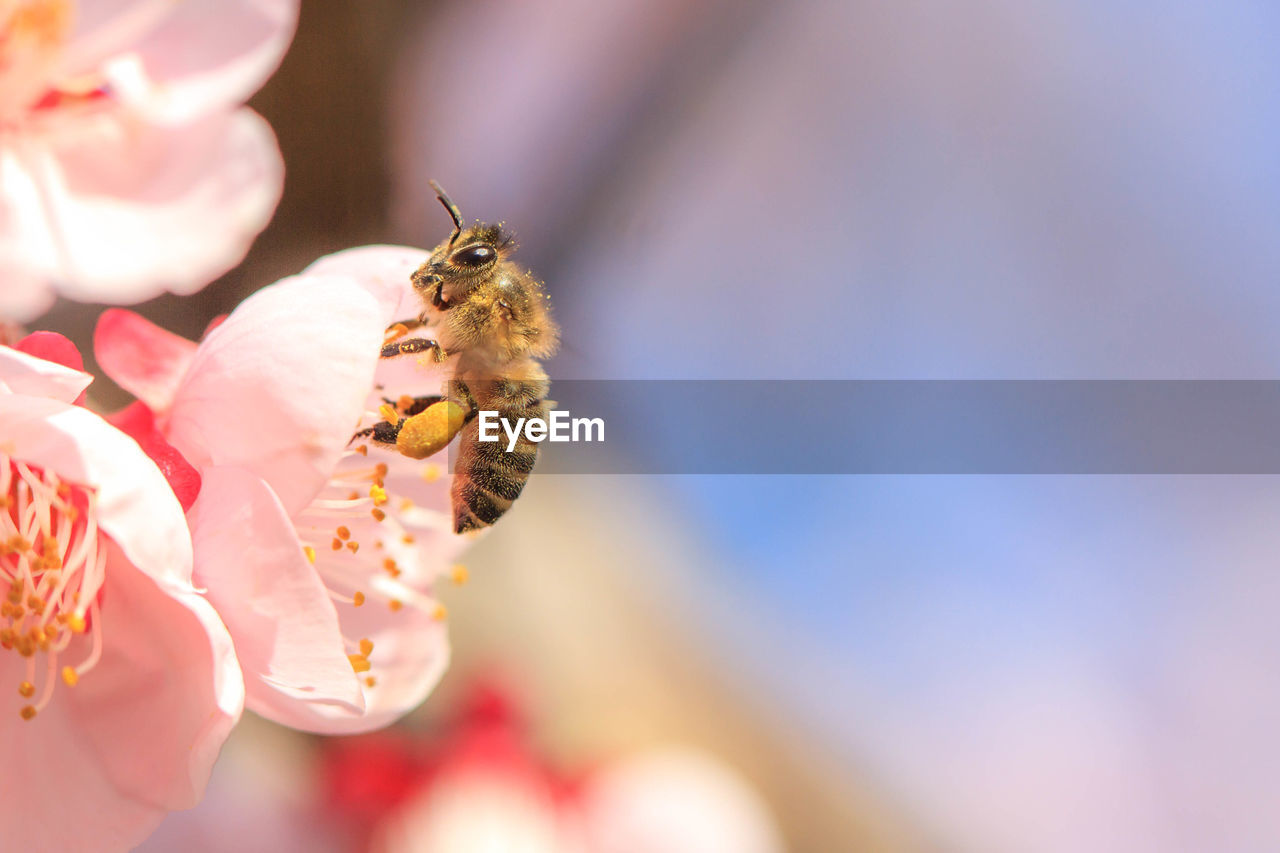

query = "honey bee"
[359,182,559,533]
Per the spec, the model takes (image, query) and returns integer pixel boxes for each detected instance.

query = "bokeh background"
[36,0,1280,850]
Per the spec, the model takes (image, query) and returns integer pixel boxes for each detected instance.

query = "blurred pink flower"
[0,0,298,320]
[324,683,784,853]
[0,334,244,851]
[95,246,472,734]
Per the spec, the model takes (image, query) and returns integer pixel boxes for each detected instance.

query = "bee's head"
[410,182,514,306]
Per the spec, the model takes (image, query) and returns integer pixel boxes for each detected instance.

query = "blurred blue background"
[389,2,1280,849]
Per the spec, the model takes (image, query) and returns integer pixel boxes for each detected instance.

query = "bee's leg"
[384,317,426,340]
[382,394,445,416]
[381,337,444,359]
[351,419,402,447]
[448,380,480,424]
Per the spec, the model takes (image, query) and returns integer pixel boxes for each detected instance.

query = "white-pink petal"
[0,107,282,304]
[67,540,244,812]
[166,272,400,516]
[188,466,366,728]
[0,264,56,323]
[100,0,300,124]
[299,592,450,734]
[0,343,92,402]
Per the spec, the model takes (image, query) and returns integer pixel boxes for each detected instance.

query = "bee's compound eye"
[450,245,496,267]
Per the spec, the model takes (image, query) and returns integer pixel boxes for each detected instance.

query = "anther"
[346,541,360,554]
[19,705,36,721]
[358,638,374,657]
[304,546,316,564]
[336,526,351,540]
[18,681,34,698]
[451,564,469,585]
[347,654,371,673]
[371,508,386,521]
[61,666,78,687]
[352,591,366,607]
[432,604,448,622]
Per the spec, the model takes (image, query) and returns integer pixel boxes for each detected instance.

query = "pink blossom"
[96,246,473,734]
[0,0,298,320]
[0,335,244,850]
[322,683,785,853]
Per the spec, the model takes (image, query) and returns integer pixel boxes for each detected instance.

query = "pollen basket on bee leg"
[396,401,467,460]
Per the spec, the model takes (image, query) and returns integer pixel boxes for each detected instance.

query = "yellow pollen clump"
[346,541,360,554]
[431,604,448,622]
[336,526,351,541]
[17,681,34,698]
[61,666,78,687]
[385,323,409,342]
[358,638,374,657]
[355,445,369,457]
[370,484,388,506]
[388,599,403,612]
[365,676,376,688]
[396,402,466,460]
[379,404,400,426]
[450,564,469,585]
[421,464,441,483]
[352,591,366,607]
[347,654,371,673]
[304,546,316,564]
[68,613,85,633]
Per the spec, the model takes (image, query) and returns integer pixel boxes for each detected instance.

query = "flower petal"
[0,393,192,586]
[188,466,365,728]
[0,108,282,305]
[167,272,401,515]
[0,653,171,851]
[0,263,55,322]
[65,541,244,812]
[100,0,300,123]
[298,592,450,735]
[581,751,785,853]
[0,343,92,402]
[94,309,197,413]
[303,244,430,302]
[61,0,181,76]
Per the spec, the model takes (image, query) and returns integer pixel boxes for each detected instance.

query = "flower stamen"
[1,454,106,720]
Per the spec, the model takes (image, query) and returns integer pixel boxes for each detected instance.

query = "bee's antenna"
[430,180,464,246]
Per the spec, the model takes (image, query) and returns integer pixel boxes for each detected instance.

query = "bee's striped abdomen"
[451,397,545,533]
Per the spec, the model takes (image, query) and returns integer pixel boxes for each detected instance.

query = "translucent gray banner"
[446,381,1280,474]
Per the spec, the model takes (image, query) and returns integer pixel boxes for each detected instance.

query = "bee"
[360,182,559,533]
